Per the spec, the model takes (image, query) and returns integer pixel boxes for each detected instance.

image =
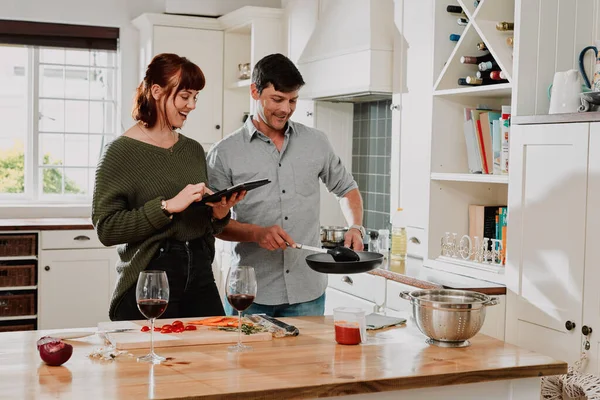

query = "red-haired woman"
[92,53,244,321]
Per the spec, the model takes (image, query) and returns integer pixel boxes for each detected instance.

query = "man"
[207,53,364,317]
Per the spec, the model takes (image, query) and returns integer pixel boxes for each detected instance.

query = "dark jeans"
[224,293,326,317]
[113,237,225,321]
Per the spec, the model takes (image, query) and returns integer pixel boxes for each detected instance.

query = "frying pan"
[304,251,384,274]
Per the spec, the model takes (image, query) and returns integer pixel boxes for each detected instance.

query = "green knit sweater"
[92,134,230,320]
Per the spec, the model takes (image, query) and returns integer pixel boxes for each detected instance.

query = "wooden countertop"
[512,112,600,125]
[370,258,507,295]
[1,317,566,399]
[0,218,93,231]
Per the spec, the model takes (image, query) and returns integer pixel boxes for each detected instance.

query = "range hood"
[297,0,395,102]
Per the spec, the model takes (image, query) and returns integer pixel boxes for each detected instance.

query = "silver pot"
[399,289,499,347]
[320,226,347,244]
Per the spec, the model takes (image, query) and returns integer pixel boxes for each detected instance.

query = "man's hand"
[255,225,295,251]
[344,229,364,251]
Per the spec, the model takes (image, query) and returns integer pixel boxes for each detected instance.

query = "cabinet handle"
[389,104,400,111]
[306,111,313,117]
[44,266,50,271]
[409,236,421,244]
[341,276,353,285]
[582,325,593,336]
[566,320,576,331]
[74,235,90,241]
[215,124,221,129]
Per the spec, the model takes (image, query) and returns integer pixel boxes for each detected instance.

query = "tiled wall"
[352,99,392,232]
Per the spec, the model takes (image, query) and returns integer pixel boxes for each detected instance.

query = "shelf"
[228,79,251,89]
[0,256,37,261]
[0,315,37,322]
[431,172,508,183]
[434,83,512,98]
[426,257,505,285]
[0,286,37,291]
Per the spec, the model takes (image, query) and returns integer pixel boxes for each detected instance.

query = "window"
[0,45,118,202]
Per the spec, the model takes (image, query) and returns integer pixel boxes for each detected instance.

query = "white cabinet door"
[290,100,315,128]
[324,287,377,316]
[152,26,224,146]
[505,123,589,364]
[39,248,115,329]
[583,122,600,374]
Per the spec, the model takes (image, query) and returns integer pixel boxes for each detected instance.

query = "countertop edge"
[512,112,600,125]
[368,268,507,295]
[0,218,93,231]
[197,363,568,400]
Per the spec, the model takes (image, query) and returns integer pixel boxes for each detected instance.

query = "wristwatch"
[349,224,366,239]
[161,200,173,219]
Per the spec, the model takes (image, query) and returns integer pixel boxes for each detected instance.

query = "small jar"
[369,230,379,253]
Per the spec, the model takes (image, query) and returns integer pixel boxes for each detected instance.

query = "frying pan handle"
[483,297,499,306]
[399,291,412,301]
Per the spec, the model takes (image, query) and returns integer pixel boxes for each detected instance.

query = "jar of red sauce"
[333,307,366,345]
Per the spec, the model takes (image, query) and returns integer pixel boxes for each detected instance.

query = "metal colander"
[400,289,499,346]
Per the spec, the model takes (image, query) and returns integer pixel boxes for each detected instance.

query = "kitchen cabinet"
[506,122,590,366]
[132,14,224,147]
[39,230,118,330]
[324,287,377,315]
[325,272,385,315]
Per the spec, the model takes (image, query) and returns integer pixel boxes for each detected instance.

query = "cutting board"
[97,319,272,350]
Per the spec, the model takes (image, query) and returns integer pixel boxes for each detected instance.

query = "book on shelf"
[462,106,510,175]
[468,204,508,265]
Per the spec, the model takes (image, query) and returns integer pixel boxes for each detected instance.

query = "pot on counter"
[399,289,499,347]
[320,226,347,247]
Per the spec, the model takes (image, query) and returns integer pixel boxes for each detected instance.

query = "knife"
[55,328,137,340]
[257,314,300,336]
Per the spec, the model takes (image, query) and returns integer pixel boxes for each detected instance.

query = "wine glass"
[226,265,257,352]
[136,270,169,364]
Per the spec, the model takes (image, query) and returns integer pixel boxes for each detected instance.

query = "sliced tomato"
[161,324,172,330]
[173,326,185,333]
[154,327,161,332]
[184,325,197,331]
[171,320,184,327]
[160,327,172,334]
[141,326,150,332]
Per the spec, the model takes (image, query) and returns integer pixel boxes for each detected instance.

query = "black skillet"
[291,243,384,274]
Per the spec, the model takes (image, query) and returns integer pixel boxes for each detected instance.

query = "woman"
[92,53,244,321]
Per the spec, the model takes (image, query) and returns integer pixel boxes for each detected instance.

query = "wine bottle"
[476,42,487,51]
[490,70,507,80]
[506,37,514,47]
[474,0,480,7]
[460,53,494,65]
[478,60,499,71]
[446,5,464,14]
[496,22,514,31]
[466,76,489,85]
[449,34,461,42]
[457,77,470,86]
[457,17,469,26]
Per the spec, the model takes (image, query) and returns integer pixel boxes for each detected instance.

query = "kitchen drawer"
[385,279,422,313]
[324,287,377,315]
[327,273,385,305]
[406,226,425,259]
[41,230,105,250]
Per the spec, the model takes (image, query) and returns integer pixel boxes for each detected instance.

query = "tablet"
[200,179,271,204]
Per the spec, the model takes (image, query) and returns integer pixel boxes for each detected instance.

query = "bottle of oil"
[390,208,407,261]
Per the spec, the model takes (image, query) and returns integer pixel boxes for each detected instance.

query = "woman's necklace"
[138,123,178,154]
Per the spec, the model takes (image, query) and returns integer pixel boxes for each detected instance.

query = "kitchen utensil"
[136,270,169,364]
[333,307,366,345]
[548,70,583,114]
[305,251,384,274]
[399,289,499,347]
[97,320,272,350]
[579,91,600,112]
[579,42,600,91]
[365,313,406,330]
[293,243,359,262]
[320,226,347,244]
[54,328,136,340]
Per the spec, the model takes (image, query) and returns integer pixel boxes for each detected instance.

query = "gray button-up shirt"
[206,117,358,305]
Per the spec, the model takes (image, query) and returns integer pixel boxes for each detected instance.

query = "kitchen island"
[1,316,565,399]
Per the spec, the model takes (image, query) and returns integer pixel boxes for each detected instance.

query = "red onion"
[36,336,73,366]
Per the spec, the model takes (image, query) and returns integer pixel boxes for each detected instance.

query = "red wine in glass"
[138,299,168,319]
[226,265,257,352]
[136,270,169,364]
[226,294,255,311]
